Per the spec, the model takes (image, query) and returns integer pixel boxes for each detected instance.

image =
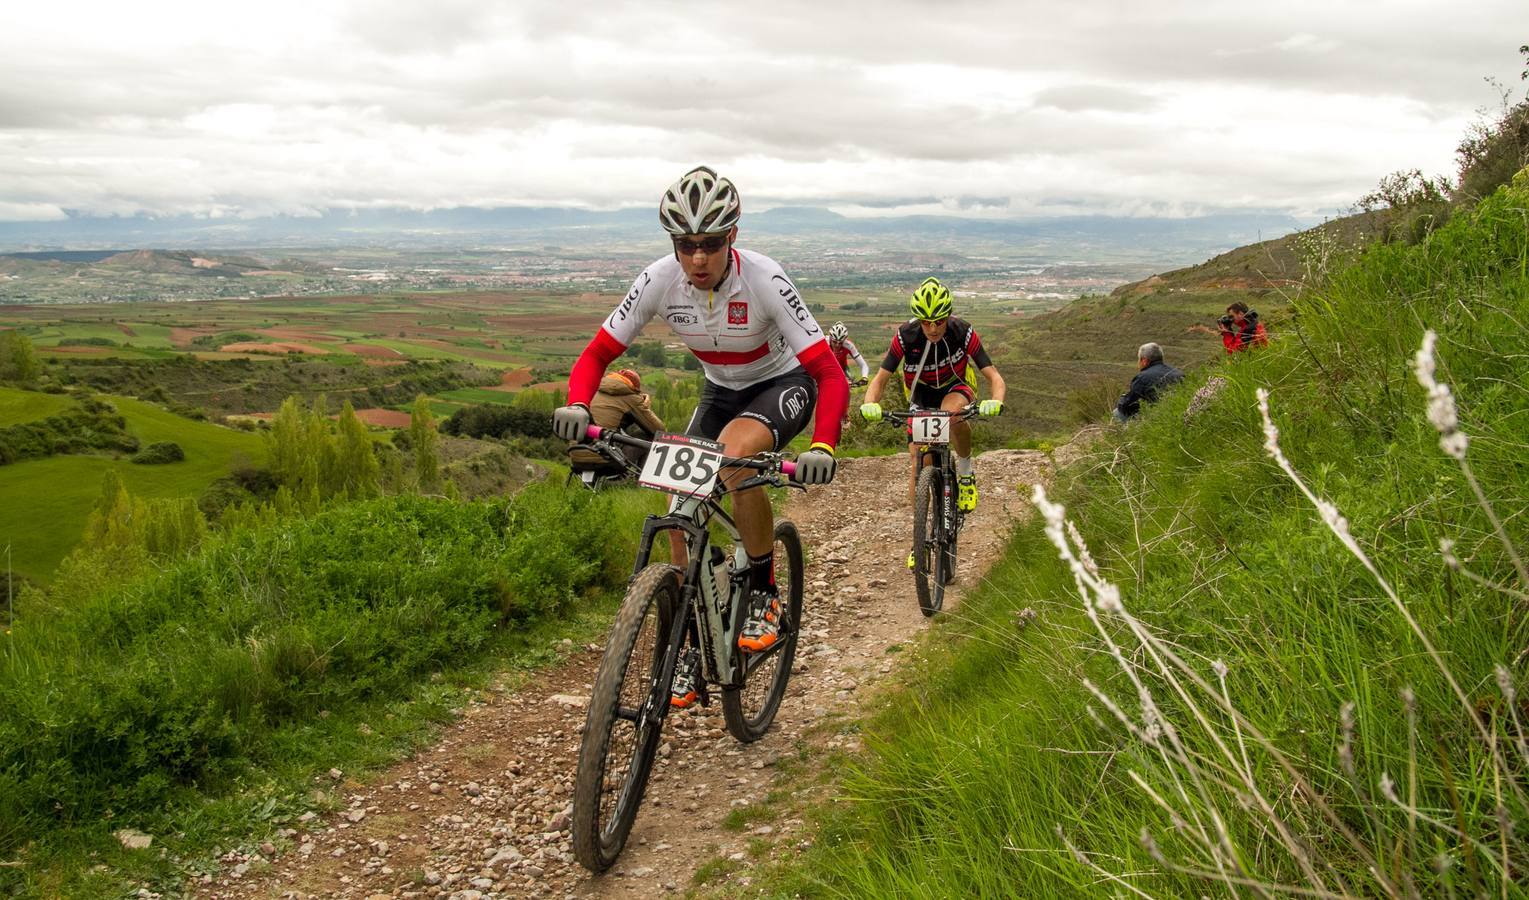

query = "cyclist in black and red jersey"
[553,166,847,707]
[859,277,1005,520]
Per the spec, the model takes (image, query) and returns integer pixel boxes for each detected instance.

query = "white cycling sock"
[956,455,973,478]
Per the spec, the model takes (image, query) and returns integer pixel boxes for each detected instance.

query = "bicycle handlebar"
[584,424,799,480]
[878,405,983,424]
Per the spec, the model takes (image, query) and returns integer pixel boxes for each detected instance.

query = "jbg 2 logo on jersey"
[727,302,749,325]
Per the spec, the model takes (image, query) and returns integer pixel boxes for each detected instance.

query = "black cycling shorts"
[685,369,817,451]
[910,380,974,410]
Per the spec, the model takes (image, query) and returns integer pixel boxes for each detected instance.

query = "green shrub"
[131,441,185,464]
[0,485,652,849]
[0,395,139,465]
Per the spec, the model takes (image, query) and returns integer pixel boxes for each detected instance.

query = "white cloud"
[0,0,1523,221]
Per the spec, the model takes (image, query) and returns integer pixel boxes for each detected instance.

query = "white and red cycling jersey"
[831,338,869,380]
[568,248,848,448]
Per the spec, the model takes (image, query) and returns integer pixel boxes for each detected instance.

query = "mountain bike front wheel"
[572,564,679,872]
[722,520,805,742]
[942,513,959,586]
[911,466,947,616]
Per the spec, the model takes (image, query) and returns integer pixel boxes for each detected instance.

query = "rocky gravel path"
[198,447,1053,899]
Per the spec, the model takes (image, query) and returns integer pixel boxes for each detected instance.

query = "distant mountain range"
[0,206,1312,260]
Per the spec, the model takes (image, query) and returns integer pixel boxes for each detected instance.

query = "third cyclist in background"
[859,277,1006,513]
[828,321,870,386]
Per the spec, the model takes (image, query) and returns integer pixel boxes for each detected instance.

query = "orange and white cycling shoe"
[670,648,699,709]
[737,589,782,653]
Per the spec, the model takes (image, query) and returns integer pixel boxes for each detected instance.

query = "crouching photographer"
[1191,301,1268,354]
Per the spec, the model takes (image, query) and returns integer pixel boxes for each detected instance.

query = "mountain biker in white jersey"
[554,166,848,708]
[828,321,870,385]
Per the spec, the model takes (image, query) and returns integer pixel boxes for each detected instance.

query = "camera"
[1217,315,1234,327]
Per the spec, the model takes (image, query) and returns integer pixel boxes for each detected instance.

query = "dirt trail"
[200,448,1054,899]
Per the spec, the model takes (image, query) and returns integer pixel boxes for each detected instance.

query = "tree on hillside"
[266,396,322,500]
[0,330,40,384]
[410,395,440,493]
[335,401,381,500]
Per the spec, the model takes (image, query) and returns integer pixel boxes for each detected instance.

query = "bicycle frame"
[578,426,799,698]
[890,406,978,541]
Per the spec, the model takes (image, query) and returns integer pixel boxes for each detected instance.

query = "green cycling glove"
[859,402,883,423]
[978,399,1003,417]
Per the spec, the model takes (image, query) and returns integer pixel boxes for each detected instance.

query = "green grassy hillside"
[0,393,263,581]
[995,208,1398,439]
[0,387,73,425]
[774,172,1529,896]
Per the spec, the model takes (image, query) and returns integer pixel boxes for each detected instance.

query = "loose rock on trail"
[201,447,1054,899]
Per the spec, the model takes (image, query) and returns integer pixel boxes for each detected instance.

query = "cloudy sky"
[1,0,1524,223]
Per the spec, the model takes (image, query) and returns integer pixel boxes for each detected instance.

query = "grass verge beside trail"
[767,174,1529,896]
[0,481,666,897]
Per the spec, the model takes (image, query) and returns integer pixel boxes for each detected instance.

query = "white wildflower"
[1066,520,1099,576]
[1212,659,1229,680]
[1497,664,1516,704]
[1140,688,1163,745]
[1094,583,1124,615]
[1379,772,1399,804]
[1413,330,1468,460]
[1256,388,1280,457]
[1439,538,1460,570]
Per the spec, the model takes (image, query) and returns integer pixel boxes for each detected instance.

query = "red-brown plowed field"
[170,327,215,347]
[487,367,534,391]
[351,408,412,428]
[482,313,606,335]
[257,328,335,343]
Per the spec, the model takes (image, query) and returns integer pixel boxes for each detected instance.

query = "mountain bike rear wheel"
[572,564,679,872]
[912,466,946,616]
[723,520,805,742]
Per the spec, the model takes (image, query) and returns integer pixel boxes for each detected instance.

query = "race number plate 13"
[909,413,953,444]
[639,432,727,496]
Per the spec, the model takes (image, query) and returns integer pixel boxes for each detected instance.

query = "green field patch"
[0,387,73,426]
[438,387,517,405]
[0,396,263,581]
[364,338,473,361]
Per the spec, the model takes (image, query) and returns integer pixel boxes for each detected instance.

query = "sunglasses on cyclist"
[673,235,730,256]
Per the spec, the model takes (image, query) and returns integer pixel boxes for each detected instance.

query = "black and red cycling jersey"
[879,317,993,394]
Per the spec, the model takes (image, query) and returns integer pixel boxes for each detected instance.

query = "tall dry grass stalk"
[1038,331,1526,897]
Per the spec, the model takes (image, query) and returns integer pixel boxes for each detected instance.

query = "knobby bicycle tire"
[572,564,679,872]
[722,520,805,742]
[912,465,946,616]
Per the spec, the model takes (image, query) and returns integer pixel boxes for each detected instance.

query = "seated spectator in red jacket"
[1191,301,1268,353]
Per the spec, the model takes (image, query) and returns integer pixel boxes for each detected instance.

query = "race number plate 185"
[639,432,727,496]
[909,413,953,444]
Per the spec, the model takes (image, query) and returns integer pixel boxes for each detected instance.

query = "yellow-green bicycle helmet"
[909,277,953,320]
